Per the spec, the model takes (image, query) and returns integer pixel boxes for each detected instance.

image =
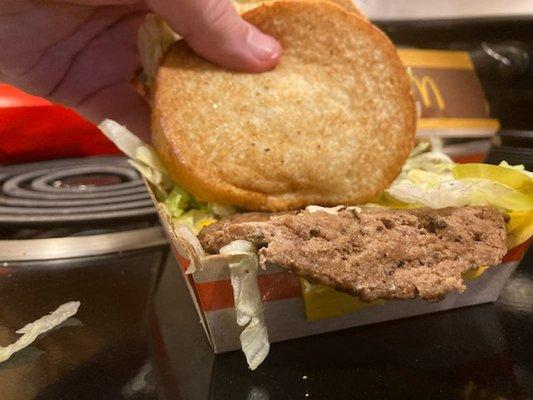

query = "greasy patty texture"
[198,207,507,301]
[152,0,416,211]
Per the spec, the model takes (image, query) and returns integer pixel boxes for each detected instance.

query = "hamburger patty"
[198,207,508,301]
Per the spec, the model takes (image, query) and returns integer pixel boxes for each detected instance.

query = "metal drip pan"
[0,227,168,262]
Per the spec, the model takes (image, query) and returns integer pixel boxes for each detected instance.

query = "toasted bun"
[152,0,416,211]
[232,0,365,16]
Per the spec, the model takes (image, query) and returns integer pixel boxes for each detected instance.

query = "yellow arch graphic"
[412,76,446,110]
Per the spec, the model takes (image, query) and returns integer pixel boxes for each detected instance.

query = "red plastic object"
[0,84,120,164]
[0,84,51,108]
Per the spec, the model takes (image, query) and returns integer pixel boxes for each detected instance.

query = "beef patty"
[198,206,508,301]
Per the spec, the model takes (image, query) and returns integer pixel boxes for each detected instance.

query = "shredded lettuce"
[401,145,454,176]
[127,159,168,199]
[0,301,80,363]
[173,209,219,235]
[220,240,270,370]
[99,119,143,160]
[137,13,180,87]
[165,186,192,218]
[385,147,533,214]
[453,163,533,193]
[208,203,237,218]
[135,144,169,174]
[98,120,233,236]
[386,178,474,208]
[382,145,533,250]
[99,120,172,197]
[306,205,345,214]
[499,160,533,177]
[164,188,230,234]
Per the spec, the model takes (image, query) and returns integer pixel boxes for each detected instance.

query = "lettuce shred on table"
[0,301,80,363]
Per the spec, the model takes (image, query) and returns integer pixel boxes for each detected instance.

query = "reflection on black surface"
[149,250,531,400]
[36,338,155,400]
[121,363,156,398]
[208,304,527,400]
[0,241,531,399]
[0,250,166,400]
[495,260,533,400]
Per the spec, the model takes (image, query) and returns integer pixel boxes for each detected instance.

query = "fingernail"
[246,26,282,62]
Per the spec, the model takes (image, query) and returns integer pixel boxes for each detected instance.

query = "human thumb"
[147,0,282,72]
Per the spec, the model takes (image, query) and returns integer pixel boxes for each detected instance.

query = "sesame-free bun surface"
[152,0,416,211]
[232,0,364,15]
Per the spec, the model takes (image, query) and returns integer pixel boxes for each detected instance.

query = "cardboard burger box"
[152,189,529,354]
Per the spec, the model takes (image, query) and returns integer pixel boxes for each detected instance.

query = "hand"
[0,0,282,141]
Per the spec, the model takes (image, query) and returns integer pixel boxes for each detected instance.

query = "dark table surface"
[0,245,531,400]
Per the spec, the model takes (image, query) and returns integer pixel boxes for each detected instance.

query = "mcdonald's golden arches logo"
[411,76,446,110]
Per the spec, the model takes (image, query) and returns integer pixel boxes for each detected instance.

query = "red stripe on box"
[503,240,531,263]
[196,280,234,312]
[169,243,191,272]
[176,253,190,271]
[195,273,302,311]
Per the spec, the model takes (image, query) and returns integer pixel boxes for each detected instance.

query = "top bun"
[152,0,416,211]
[232,0,365,16]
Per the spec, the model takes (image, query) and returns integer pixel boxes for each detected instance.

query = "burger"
[100,0,533,369]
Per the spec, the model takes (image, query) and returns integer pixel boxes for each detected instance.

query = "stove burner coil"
[0,156,156,224]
